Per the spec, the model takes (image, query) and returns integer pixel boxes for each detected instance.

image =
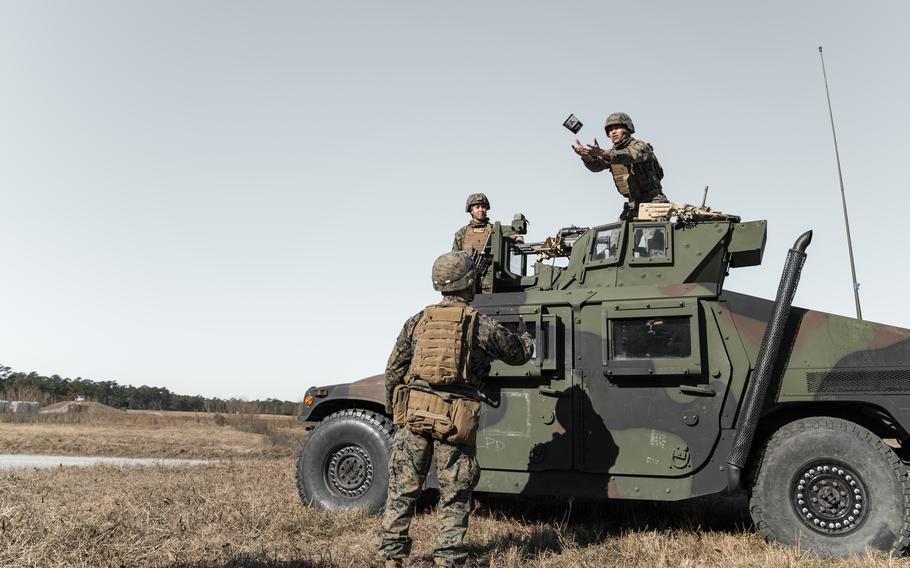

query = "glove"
[520,332,534,357]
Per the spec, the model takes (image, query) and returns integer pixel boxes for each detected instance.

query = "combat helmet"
[432,251,476,293]
[604,112,635,134]
[465,192,491,213]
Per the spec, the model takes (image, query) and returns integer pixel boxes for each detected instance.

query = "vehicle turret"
[489,209,766,295]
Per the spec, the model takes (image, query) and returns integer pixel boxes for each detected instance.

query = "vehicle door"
[473,299,574,473]
[573,224,734,477]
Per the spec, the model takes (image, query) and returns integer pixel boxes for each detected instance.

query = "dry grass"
[3,415,910,567]
[126,409,296,422]
[0,411,307,459]
[2,459,910,568]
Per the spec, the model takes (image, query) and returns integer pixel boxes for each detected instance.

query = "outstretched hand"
[586,138,608,158]
[573,138,608,161]
[571,138,589,156]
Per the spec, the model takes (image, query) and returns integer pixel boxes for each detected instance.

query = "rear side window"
[632,226,669,260]
[611,316,692,359]
[601,300,702,377]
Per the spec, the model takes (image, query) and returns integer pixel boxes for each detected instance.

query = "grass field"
[2,413,910,567]
[0,411,304,459]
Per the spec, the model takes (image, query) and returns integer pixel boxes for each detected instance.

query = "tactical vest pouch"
[403,388,480,445]
[391,384,410,427]
[610,163,632,198]
[653,155,665,182]
[404,388,455,440]
[448,397,481,446]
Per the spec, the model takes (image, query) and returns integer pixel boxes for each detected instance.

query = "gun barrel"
[512,242,545,255]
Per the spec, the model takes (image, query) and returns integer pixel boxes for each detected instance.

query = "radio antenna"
[819,46,862,320]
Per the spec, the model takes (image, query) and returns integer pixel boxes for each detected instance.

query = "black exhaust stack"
[727,230,813,490]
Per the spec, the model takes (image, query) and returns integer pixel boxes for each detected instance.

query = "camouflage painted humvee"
[296,211,910,556]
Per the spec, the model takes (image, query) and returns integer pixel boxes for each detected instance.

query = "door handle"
[539,385,568,397]
[679,384,716,396]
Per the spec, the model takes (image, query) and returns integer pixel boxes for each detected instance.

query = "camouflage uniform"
[379,295,533,567]
[579,113,668,216]
[452,221,494,293]
[582,137,667,205]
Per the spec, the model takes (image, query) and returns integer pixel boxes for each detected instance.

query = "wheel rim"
[791,461,868,534]
[326,444,373,498]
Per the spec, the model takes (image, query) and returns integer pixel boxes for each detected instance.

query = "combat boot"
[619,202,636,221]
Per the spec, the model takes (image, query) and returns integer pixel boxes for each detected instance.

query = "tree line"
[0,364,299,415]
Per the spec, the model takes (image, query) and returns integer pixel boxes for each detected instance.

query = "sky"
[1,1,908,401]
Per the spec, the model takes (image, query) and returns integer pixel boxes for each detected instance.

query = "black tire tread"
[295,408,394,507]
[748,416,910,554]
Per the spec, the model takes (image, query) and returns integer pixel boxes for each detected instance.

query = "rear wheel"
[749,416,910,555]
[296,409,394,514]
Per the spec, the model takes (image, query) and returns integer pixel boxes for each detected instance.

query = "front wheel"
[296,409,394,514]
[749,416,910,556]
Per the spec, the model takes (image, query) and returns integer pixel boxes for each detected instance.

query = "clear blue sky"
[1,1,908,400]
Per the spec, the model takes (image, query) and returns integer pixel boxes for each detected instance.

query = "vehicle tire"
[296,409,394,514]
[749,416,910,556]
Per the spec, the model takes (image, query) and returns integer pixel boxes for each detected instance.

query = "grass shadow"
[475,490,752,539]
[467,522,566,559]
[452,492,752,563]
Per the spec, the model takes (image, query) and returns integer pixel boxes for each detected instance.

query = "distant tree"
[0,365,297,414]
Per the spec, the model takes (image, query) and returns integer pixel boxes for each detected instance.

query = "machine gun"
[513,225,589,260]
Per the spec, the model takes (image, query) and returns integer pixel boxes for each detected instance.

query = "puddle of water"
[0,454,212,470]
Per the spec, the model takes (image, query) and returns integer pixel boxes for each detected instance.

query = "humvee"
[296,207,910,556]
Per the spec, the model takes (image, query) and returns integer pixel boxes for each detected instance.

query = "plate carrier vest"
[610,154,664,200]
[405,305,479,386]
[461,224,492,254]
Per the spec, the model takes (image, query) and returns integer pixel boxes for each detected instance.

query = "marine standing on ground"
[572,112,668,219]
[378,251,534,568]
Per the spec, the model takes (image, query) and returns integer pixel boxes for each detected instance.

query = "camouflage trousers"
[378,427,479,567]
[629,188,668,205]
[623,189,668,219]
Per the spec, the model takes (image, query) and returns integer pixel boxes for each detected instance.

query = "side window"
[612,317,692,360]
[601,301,701,377]
[632,226,669,260]
[592,227,622,262]
[486,310,559,378]
[508,242,526,276]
